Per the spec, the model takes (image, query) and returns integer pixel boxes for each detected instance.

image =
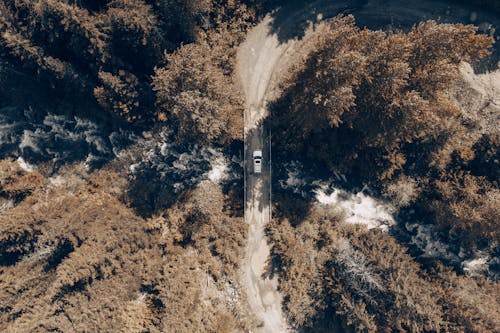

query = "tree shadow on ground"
[222,139,244,218]
[263,0,366,43]
[297,305,355,333]
[264,0,500,71]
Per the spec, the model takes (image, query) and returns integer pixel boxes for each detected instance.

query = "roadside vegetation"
[270,207,499,332]
[269,14,499,332]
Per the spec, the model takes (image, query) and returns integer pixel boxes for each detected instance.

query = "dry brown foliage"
[0,159,44,204]
[0,163,250,332]
[152,6,251,144]
[428,173,499,249]
[0,0,254,123]
[271,14,498,283]
[268,206,500,332]
[272,15,493,181]
[144,181,250,332]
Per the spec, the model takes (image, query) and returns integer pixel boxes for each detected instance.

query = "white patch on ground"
[19,129,42,153]
[48,175,66,187]
[207,156,228,183]
[21,244,55,263]
[463,255,490,277]
[0,200,14,211]
[279,163,309,194]
[457,63,500,134]
[315,187,395,232]
[280,162,394,231]
[135,293,147,304]
[16,156,33,172]
[160,142,169,156]
[460,63,500,105]
[129,163,139,173]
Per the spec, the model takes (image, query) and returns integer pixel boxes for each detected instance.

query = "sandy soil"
[457,62,500,133]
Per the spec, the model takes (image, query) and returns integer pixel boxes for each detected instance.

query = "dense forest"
[269,13,499,332]
[270,15,497,252]
[0,0,250,135]
[0,0,255,331]
[0,0,499,332]
[0,160,250,331]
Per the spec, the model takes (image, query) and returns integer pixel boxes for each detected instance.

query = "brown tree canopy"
[269,206,500,332]
[0,0,251,123]
[270,14,497,254]
[152,40,244,145]
[272,15,493,179]
[268,15,499,331]
[0,161,249,332]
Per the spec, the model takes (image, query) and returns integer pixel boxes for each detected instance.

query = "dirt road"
[238,16,290,333]
[236,9,350,332]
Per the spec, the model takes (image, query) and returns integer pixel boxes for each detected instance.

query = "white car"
[253,150,262,174]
